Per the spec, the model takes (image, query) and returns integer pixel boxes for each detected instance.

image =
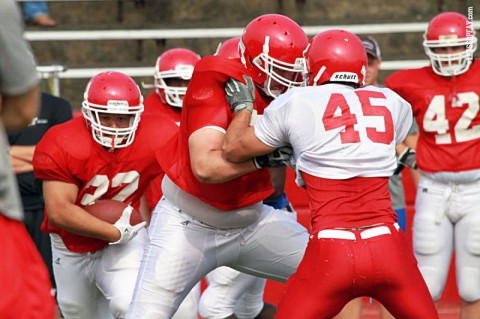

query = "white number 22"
[423,92,480,144]
[80,171,140,206]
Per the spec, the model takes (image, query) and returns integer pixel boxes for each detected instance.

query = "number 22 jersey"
[33,115,177,252]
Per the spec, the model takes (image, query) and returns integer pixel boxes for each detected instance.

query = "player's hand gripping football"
[253,146,293,169]
[110,205,147,245]
[225,75,255,114]
[393,147,417,175]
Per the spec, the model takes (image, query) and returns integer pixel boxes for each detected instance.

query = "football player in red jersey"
[142,47,202,319]
[197,37,287,319]
[222,29,438,318]
[385,12,480,318]
[126,14,309,319]
[141,48,200,212]
[32,71,178,319]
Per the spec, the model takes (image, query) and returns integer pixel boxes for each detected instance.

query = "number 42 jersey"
[386,60,480,173]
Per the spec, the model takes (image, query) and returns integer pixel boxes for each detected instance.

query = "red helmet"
[154,48,200,108]
[305,29,367,87]
[215,37,241,59]
[82,71,143,150]
[423,12,477,76]
[240,14,308,97]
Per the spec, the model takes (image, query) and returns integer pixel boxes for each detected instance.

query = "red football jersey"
[159,55,274,210]
[143,91,181,124]
[385,60,480,173]
[33,115,177,253]
[143,91,180,212]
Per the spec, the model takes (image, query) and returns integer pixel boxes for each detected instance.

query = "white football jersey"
[254,84,412,181]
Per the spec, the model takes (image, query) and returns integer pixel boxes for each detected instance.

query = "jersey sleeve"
[254,90,293,148]
[33,127,80,186]
[387,89,413,145]
[182,57,238,135]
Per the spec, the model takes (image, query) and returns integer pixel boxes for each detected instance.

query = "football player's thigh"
[129,199,217,317]
[413,178,453,299]
[51,237,100,318]
[276,238,350,319]
[454,184,480,302]
[96,229,147,317]
[236,205,309,282]
[371,232,438,319]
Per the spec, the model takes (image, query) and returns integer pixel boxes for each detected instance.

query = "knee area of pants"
[414,224,445,255]
[466,225,480,255]
[458,268,480,302]
[57,298,83,317]
[235,300,264,319]
[198,291,234,319]
[420,267,444,300]
[109,295,130,318]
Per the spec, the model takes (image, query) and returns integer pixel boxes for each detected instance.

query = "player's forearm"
[47,203,121,242]
[192,149,256,183]
[223,110,259,163]
[10,155,33,174]
[43,180,121,242]
[10,145,36,162]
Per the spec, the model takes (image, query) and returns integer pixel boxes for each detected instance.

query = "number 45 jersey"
[33,115,178,253]
[386,60,480,173]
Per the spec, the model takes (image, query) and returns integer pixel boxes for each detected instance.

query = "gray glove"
[393,147,417,175]
[110,206,147,245]
[253,146,293,169]
[225,75,255,114]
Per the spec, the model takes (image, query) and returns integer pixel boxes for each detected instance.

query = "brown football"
[83,199,143,225]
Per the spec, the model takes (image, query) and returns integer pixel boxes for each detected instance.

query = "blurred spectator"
[23,1,56,27]
[0,0,56,318]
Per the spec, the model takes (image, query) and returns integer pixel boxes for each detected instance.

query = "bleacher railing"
[30,21,480,96]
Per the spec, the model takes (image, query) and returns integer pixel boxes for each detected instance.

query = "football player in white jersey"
[386,12,480,318]
[222,29,437,318]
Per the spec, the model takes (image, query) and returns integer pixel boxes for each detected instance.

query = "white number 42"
[423,92,480,144]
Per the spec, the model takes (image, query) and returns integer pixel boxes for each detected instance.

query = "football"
[83,199,143,226]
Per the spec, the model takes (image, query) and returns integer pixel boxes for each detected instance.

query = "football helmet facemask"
[154,48,200,108]
[82,71,143,151]
[423,12,477,76]
[240,14,308,98]
[305,29,367,87]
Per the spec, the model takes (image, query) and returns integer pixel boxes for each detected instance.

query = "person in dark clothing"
[8,92,73,290]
